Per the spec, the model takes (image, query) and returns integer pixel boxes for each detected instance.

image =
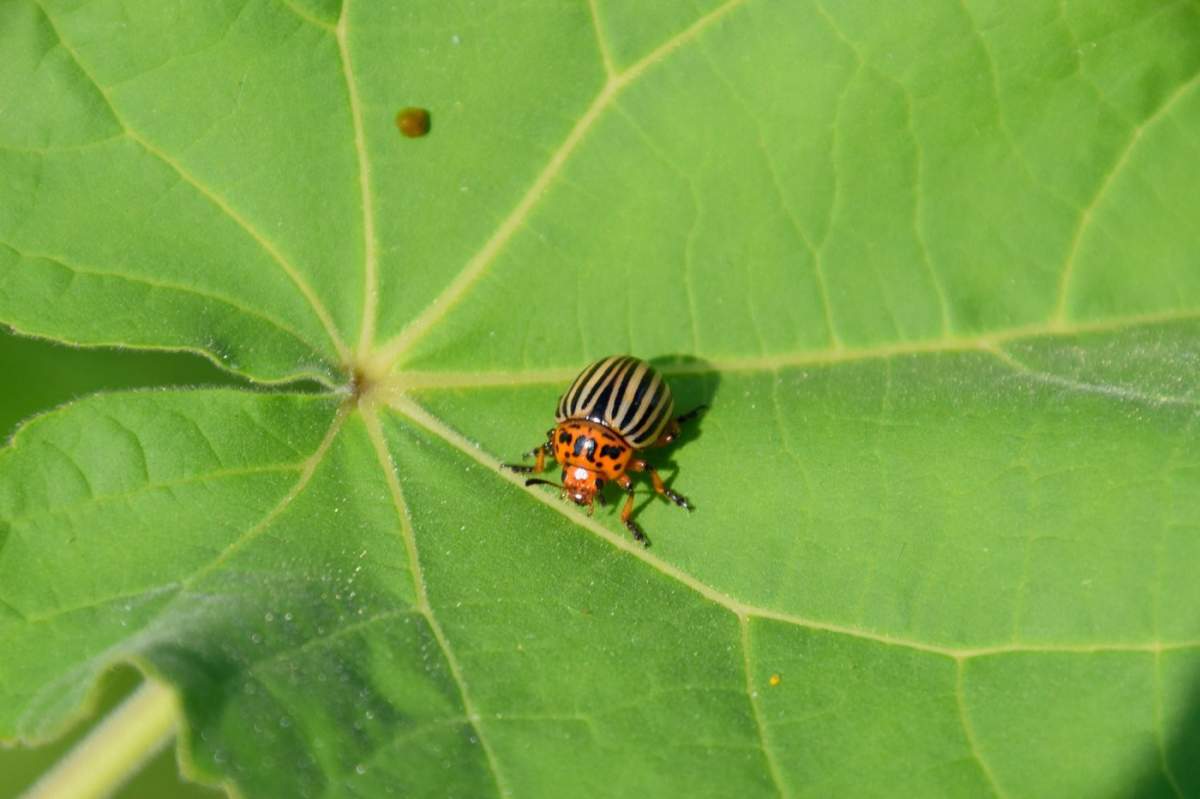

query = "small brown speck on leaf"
[396,107,431,138]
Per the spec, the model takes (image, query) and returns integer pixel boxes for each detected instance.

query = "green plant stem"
[21,680,179,799]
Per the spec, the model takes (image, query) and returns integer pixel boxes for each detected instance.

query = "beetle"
[503,355,705,546]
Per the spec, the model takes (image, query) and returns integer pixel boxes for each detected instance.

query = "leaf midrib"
[2,244,328,360]
[32,0,1200,397]
[364,0,753,374]
[379,308,1200,392]
[369,0,1200,376]
[361,406,510,797]
[336,0,379,360]
[388,393,1200,660]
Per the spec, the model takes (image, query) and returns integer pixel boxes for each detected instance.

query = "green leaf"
[3,0,1199,797]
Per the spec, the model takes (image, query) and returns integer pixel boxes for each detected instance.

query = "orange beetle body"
[552,419,634,505]
[504,356,704,546]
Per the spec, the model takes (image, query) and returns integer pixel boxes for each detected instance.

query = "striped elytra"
[555,355,674,448]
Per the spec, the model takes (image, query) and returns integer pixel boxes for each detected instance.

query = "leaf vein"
[100,414,151,482]
[336,0,379,357]
[891,72,952,335]
[5,462,304,530]
[1,244,331,367]
[0,133,127,155]
[326,717,478,794]
[586,0,616,77]
[740,616,789,798]
[698,44,840,350]
[955,661,1006,798]
[31,0,350,366]
[1053,68,1200,323]
[383,308,1200,392]
[988,345,1200,408]
[274,0,336,32]
[957,0,1081,230]
[370,0,753,371]
[184,403,350,586]
[1154,650,1187,798]
[247,608,420,676]
[362,408,510,798]
[809,0,861,253]
[390,395,1200,659]
[21,583,182,627]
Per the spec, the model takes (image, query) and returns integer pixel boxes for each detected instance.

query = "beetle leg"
[617,474,649,546]
[651,405,708,447]
[502,441,551,474]
[628,459,692,511]
[650,420,680,448]
[676,405,708,425]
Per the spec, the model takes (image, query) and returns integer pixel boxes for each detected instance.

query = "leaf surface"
[2,1,1200,796]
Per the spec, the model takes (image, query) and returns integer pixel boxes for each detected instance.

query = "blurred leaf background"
[0,330,226,798]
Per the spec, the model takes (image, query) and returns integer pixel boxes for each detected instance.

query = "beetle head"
[563,465,606,508]
[525,468,607,512]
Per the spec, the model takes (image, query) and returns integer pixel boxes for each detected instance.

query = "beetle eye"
[561,469,567,481]
[595,478,605,489]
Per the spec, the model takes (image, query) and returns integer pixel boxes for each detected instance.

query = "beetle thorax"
[552,419,632,481]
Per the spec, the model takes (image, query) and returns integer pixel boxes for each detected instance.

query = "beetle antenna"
[524,478,562,489]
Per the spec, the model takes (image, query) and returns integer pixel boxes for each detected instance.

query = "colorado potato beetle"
[503,355,705,546]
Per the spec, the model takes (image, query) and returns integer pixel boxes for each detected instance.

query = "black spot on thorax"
[599,444,625,460]
[573,436,597,462]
